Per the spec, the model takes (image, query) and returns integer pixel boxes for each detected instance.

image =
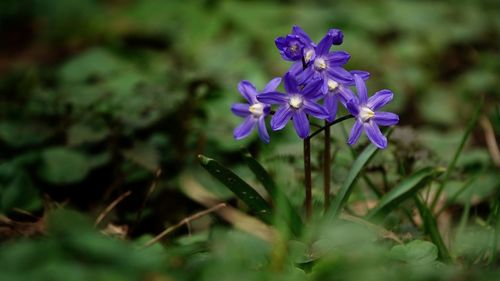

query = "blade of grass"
[198,155,272,223]
[431,98,483,211]
[488,192,500,267]
[327,128,393,220]
[243,153,303,236]
[367,167,442,220]
[414,195,451,262]
[436,171,483,216]
[340,123,383,198]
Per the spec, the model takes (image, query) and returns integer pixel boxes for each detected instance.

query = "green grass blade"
[367,167,442,220]
[414,196,451,262]
[327,128,393,220]
[243,153,303,236]
[198,155,272,223]
[430,97,483,210]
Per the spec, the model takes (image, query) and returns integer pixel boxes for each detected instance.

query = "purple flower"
[323,71,370,122]
[275,26,343,62]
[345,75,399,149]
[278,28,370,122]
[231,78,281,143]
[257,73,329,139]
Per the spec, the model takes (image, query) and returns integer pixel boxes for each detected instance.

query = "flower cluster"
[232,26,399,149]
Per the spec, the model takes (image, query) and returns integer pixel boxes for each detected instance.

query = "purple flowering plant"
[204,25,399,223]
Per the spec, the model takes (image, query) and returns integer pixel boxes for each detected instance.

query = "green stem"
[323,121,331,212]
[304,138,312,221]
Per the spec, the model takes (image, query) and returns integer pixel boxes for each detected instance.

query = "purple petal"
[231,103,250,117]
[354,74,368,104]
[301,79,323,99]
[373,111,399,126]
[349,70,370,82]
[234,116,257,140]
[257,116,270,143]
[316,33,333,56]
[303,100,329,120]
[271,106,293,130]
[292,25,313,45]
[329,29,344,45]
[337,86,356,106]
[346,99,360,116]
[283,73,299,93]
[292,110,310,139]
[367,89,393,110]
[257,92,288,104]
[262,77,282,93]
[289,61,305,76]
[324,51,350,66]
[347,120,363,146]
[326,67,353,84]
[324,94,339,122]
[364,121,387,149]
[275,37,290,61]
[238,81,258,103]
[296,65,315,85]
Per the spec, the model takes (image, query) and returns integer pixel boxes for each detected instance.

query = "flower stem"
[307,114,353,140]
[323,121,331,212]
[303,138,312,221]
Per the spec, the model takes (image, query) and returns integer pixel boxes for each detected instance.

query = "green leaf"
[198,155,272,223]
[327,128,393,220]
[430,97,483,210]
[367,167,442,220]
[39,147,91,184]
[390,240,439,266]
[414,196,451,262]
[243,153,303,236]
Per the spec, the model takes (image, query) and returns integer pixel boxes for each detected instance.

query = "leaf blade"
[198,155,272,223]
[367,167,441,220]
[327,128,393,220]
[243,153,303,236]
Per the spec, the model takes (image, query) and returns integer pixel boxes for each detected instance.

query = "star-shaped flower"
[346,75,399,149]
[257,73,329,139]
[231,78,281,143]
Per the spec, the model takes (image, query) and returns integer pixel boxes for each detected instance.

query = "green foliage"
[0,0,499,280]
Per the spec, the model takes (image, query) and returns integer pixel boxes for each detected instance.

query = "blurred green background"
[0,0,499,280]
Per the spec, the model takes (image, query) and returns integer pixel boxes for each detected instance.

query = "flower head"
[231,78,281,143]
[257,73,329,139]
[345,75,399,149]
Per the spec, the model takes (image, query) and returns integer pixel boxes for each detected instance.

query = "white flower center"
[289,95,303,109]
[304,49,315,63]
[327,79,339,91]
[360,106,375,122]
[249,103,265,117]
[314,58,327,71]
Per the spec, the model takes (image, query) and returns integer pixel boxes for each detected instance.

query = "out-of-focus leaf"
[0,122,53,148]
[390,240,439,266]
[38,147,91,184]
[367,167,441,220]
[122,142,160,173]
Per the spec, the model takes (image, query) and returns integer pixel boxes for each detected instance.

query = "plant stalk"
[304,138,312,221]
[323,121,331,212]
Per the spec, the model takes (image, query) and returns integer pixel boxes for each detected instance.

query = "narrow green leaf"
[431,97,483,210]
[327,128,393,220]
[198,155,272,223]
[414,196,451,262]
[243,153,303,236]
[367,167,442,220]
